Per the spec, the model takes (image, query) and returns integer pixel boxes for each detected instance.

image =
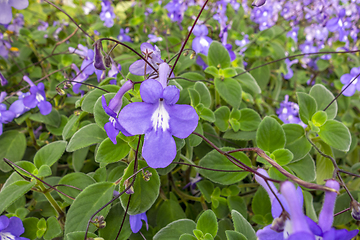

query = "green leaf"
[154,219,196,240]
[72,147,88,172]
[43,216,62,240]
[195,82,212,108]
[196,180,214,203]
[14,161,38,178]
[287,154,316,182]
[0,130,26,172]
[94,93,115,129]
[46,115,68,136]
[227,196,247,218]
[199,148,251,185]
[57,172,96,204]
[208,41,231,69]
[95,137,130,165]
[157,193,186,228]
[315,141,335,184]
[179,234,197,240]
[37,218,47,238]
[270,148,293,166]
[256,117,285,152]
[318,120,351,152]
[252,187,271,216]
[0,181,36,214]
[197,210,218,238]
[66,232,97,240]
[312,111,327,127]
[188,88,201,107]
[283,124,312,161]
[81,85,120,113]
[215,78,242,109]
[199,107,215,122]
[193,229,204,239]
[214,106,230,132]
[29,109,60,127]
[205,66,220,78]
[99,203,132,240]
[62,112,88,140]
[221,68,237,78]
[234,68,261,95]
[22,217,39,240]
[119,160,160,215]
[225,230,247,240]
[303,191,318,222]
[37,165,52,178]
[231,210,256,240]
[250,60,270,90]
[309,84,337,120]
[66,123,107,152]
[239,108,261,131]
[64,182,115,235]
[223,130,256,141]
[212,197,229,219]
[297,92,317,124]
[189,123,203,147]
[34,141,67,168]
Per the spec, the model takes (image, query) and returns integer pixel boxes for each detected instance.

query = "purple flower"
[287,27,299,43]
[37,20,49,32]
[69,64,90,94]
[148,34,163,43]
[165,0,187,24]
[340,67,360,97]
[7,14,25,34]
[129,212,148,233]
[0,92,15,135]
[22,76,52,115]
[108,62,121,79]
[326,9,348,42]
[192,25,212,56]
[225,44,236,62]
[102,80,133,144]
[0,215,29,240]
[0,0,28,24]
[119,63,198,168]
[83,1,95,15]
[0,33,11,59]
[276,95,305,127]
[283,59,298,80]
[0,72,8,86]
[9,91,31,118]
[100,0,115,28]
[235,35,250,55]
[129,43,163,76]
[117,28,132,42]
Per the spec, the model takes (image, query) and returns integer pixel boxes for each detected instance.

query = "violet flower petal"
[119,102,155,135]
[318,180,340,233]
[167,104,198,139]
[104,121,120,144]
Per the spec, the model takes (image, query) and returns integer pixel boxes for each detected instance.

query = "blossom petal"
[118,102,155,135]
[305,216,322,236]
[140,79,163,104]
[104,121,119,144]
[9,0,29,9]
[0,215,10,231]
[102,95,117,118]
[38,101,52,115]
[0,3,13,24]
[340,74,353,84]
[23,94,37,109]
[256,225,284,240]
[129,212,148,233]
[167,104,198,139]
[2,216,25,236]
[163,86,180,105]
[142,129,176,168]
[341,84,356,97]
[129,59,153,76]
[288,232,315,240]
[318,180,340,233]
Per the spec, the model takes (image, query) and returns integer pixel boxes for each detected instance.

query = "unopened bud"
[113,190,120,198]
[252,0,266,7]
[190,52,196,59]
[143,170,152,181]
[93,216,106,229]
[270,211,289,232]
[183,50,189,57]
[64,81,72,89]
[94,41,106,70]
[105,56,112,68]
[350,200,360,221]
[124,179,134,194]
[56,87,65,95]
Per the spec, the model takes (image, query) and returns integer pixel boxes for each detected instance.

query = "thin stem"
[169,0,210,77]
[334,207,350,217]
[25,118,39,150]
[174,160,246,173]
[37,181,65,218]
[115,195,132,240]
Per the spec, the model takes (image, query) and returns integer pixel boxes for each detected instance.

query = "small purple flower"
[192,25,213,56]
[283,59,298,80]
[326,8,348,42]
[196,56,207,70]
[0,215,29,240]
[37,20,49,32]
[129,43,163,76]
[287,27,299,43]
[276,95,305,127]
[165,0,187,24]
[108,61,121,79]
[224,44,236,62]
[100,0,115,28]
[0,72,8,86]
[148,34,163,43]
[7,13,25,34]
[340,67,360,97]
[102,80,133,144]
[0,33,11,59]
[83,1,95,15]
[119,63,198,168]
[129,212,148,233]
[9,91,31,118]
[117,28,132,42]
[0,0,28,24]
[235,35,250,55]
[0,92,15,135]
[22,76,52,115]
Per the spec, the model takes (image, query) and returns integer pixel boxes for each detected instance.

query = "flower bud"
[56,87,65,96]
[350,200,360,221]
[190,52,196,59]
[142,170,152,181]
[93,41,106,70]
[124,179,134,194]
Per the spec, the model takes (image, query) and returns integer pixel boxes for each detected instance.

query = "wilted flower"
[0,0,28,24]
[129,212,148,233]
[129,43,163,76]
[119,63,198,168]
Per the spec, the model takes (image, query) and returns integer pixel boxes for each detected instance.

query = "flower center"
[109,116,117,126]
[0,232,15,240]
[151,101,170,132]
[199,37,210,47]
[351,77,358,85]
[36,92,45,102]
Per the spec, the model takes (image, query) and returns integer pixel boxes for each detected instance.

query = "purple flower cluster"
[100,0,115,28]
[255,169,359,240]
[276,95,305,127]
[101,43,198,169]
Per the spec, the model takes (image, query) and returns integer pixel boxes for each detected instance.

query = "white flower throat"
[151,101,170,132]
[0,232,15,240]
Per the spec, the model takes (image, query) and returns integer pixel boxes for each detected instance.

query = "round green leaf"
[196,210,218,238]
[312,110,328,127]
[283,124,312,161]
[270,148,293,166]
[256,116,285,153]
[154,219,196,240]
[225,230,247,240]
[214,77,242,109]
[309,84,337,120]
[214,106,230,132]
[239,108,261,131]
[34,141,67,168]
[0,130,26,172]
[95,137,130,165]
[318,120,351,152]
[231,210,256,240]
[250,60,270,90]
[296,92,317,124]
[119,160,160,215]
[207,41,231,69]
[66,123,107,152]
[234,67,261,95]
[82,85,120,113]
